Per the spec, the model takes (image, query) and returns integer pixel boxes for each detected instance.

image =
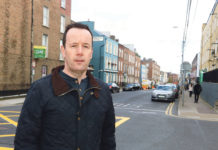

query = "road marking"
[5,115,19,117]
[115,107,165,113]
[129,111,157,114]
[0,113,17,127]
[0,147,13,150]
[0,123,11,125]
[165,102,173,115]
[115,116,130,127]
[0,112,130,150]
[0,134,15,138]
[0,111,20,113]
[169,102,175,115]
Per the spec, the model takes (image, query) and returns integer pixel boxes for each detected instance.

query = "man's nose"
[77,45,83,55]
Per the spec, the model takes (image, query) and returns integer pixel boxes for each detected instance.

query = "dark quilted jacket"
[14,66,116,150]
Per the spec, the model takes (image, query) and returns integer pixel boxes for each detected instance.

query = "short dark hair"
[62,23,93,48]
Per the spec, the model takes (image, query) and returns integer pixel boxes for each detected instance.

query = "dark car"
[123,83,134,91]
[107,83,120,93]
[133,83,141,90]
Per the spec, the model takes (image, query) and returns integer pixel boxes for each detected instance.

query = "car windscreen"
[156,86,172,91]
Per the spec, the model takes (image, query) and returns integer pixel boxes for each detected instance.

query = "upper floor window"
[60,15,65,33]
[61,0,66,8]
[43,6,49,27]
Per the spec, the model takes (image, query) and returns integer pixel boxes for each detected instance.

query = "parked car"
[133,83,141,90]
[123,83,134,91]
[107,83,120,93]
[151,85,176,102]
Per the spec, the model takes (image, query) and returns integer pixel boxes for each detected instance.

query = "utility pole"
[181,0,192,106]
[181,41,185,106]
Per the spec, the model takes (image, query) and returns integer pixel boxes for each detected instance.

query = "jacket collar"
[51,65,100,98]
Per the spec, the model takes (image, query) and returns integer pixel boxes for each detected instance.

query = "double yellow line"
[165,102,175,116]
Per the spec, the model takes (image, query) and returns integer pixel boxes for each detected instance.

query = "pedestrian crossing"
[114,103,165,114]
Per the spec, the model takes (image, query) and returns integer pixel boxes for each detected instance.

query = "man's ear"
[61,45,65,59]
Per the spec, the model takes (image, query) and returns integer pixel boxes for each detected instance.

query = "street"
[0,90,218,150]
[114,90,218,150]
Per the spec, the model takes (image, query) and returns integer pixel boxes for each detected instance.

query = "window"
[43,6,49,27]
[113,45,116,55]
[59,40,64,61]
[60,15,65,33]
[110,43,112,54]
[106,73,109,83]
[105,57,108,69]
[42,65,47,77]
[106,41,108,53]
[109,57,111,69]
[42,34,48,57]
[61,0,66,8]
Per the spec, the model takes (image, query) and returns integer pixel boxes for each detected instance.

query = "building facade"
[200,1,218,72]
[127,48,135,83]
[118,44,125,86]
[191,53,198,80]
[0,0,32,93]
[143,58,160,83]
[140,61,148,83]
[80,21,118,83]
[160,71,168,84]
[135,54,141,83]
[0,0,72,94]
[32,0,72,81]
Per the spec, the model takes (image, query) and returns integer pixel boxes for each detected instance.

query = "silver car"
[151,85,176,102]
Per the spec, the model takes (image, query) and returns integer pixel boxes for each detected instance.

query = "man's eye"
[83,45,90,48]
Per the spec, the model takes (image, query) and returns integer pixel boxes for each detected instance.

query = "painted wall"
[201,82,218,107]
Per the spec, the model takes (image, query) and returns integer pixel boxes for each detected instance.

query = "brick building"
[167,73,179,84]
[143,58,160,83]
[0,0,32,94]
[135,54,141,83]
[118,44,125,86]
[32,0,72,81]
[0,0,72,95]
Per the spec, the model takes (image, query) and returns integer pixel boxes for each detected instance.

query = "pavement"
[178,90,218,121]
[0,91,218,121]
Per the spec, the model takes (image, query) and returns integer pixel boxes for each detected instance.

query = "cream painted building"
[201,1,218,72]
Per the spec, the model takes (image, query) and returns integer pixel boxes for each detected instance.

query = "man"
[193,81,202,103]
[14,23,116,150]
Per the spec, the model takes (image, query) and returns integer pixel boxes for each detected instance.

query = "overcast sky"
[71,0,215,74]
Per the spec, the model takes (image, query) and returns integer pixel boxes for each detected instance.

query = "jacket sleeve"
[100,90,116,150]
[14,83,43,150]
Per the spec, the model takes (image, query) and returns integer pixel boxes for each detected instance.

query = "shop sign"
[33,46,46,58]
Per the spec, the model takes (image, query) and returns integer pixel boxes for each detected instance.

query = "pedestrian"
[188,83,193,97]
[14,23,116,150]
[193,81,202,103]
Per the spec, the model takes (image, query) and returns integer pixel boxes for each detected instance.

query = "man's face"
[61,28,93,74]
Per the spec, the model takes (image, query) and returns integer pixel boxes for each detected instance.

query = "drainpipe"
[30,0,34,84]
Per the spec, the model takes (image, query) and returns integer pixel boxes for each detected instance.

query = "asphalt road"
[114,90,218,150]
[0,90,218,150]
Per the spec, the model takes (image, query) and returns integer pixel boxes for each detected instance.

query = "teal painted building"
[80,21,118,83]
